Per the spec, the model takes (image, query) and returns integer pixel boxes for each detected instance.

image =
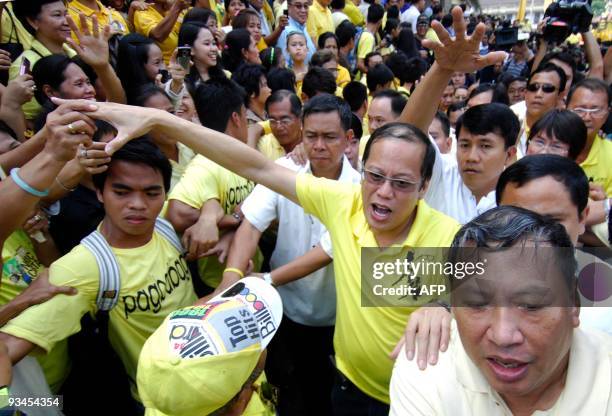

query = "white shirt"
[400,5,421,33]
[390,324,612,415]
[511,100,528,159]
[241,156,361,326]
[425,150,497,225]
[332,10,349,29]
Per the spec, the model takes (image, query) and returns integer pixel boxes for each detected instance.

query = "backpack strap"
[154,217,184,254]
[81,230,121,312]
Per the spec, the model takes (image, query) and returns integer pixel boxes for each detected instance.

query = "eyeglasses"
[526,83,557,93]
[268,116,295,126]
[571,107,609,118]
[527,136,569,156]
[362,168,421,192]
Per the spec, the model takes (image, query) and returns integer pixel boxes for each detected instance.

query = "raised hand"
[3,74,35,106]
[66,13,112,70]
[43,100,98,162]
[423,7,507,74]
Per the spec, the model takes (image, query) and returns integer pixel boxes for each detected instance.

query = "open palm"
[66,13,111,69]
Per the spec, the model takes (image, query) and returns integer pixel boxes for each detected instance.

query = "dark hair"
[32,54,75,105]
[386,6,399,20]
[310,49,336,67]
[224,0,248,12]
[364,51,382,69]
[496,154,589,218]
[456,103,519,149]
[302,93,352,131]
[367,3,384,23]
[266,67,296,93]
[393,28,419,59]
[350,112,363,139]
[330,0,345,10]
[449,205,576,293]
[467,83,509,106]
[318,32,339,50]
[527,109,586,161]
[183,7,217,25]
[260,47,283,71]
[502,75,527,90]
[13,0,60,34]
[232,8,260,30]
[302,67,336,99]
[132,84,171,108]
[222,28,252,72]
[343,81,368,112]
[371,89,407,117]
[385,52,426,85]
[231,63,267,99]
[446,100,466,115]
[116,33,157,100]
[567,77,612,107]
[362,122,435,185]
[541,51,576,86]
[336,20,356,48]
[529,63,567,95]
[93,120,118,143]
[178,23,225,85]
[433,111,450,137]
[192,77,247,132]
[366,63,394,92]
[92,137,172,193]
[384,18,400,35]
[265,89,302,116]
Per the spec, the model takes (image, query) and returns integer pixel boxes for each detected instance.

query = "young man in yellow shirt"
[61,8,506,411]
[307,0,334,43]
[0,139,198,403]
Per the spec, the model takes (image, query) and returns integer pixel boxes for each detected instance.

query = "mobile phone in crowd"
[19,57,30,76]
[283,9,288,17]
[177,46,191,71]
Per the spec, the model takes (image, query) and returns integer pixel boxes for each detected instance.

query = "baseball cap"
[137,277,283,416]
[417,14,429,25]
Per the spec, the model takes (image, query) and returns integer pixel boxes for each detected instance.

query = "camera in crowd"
[542,0,593,44]
[494,21,519,51]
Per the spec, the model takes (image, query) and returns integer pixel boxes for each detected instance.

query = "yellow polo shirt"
[1,3,33,50]
[580,134,612,196]
[336,64,351,88]
[134,7,188,64]
[9,40,77,121]
[67,0,130,40]
[306,1,334,43]
[257,134,286,161]
[296,173,460,403]
[343,1,365,27]
[390,324,612,415]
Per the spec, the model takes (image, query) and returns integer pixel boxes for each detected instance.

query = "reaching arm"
[268,244,332,286]
[0,333,34,364]
[180,199,225,260]
[583,30,604,80]
[217,220,263,292]
[148,1,188,43]
[399,7,506,133]
[167,199,202,233]
[0,75,35,141]
[57,99,300,204]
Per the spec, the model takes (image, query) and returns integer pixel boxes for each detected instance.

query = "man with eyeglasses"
[256,90,303,161]
[517,63,567,157]
[219,94,360,416]
[566,78,612,196]
[277,0,317,64]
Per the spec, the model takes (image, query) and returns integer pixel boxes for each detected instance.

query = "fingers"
[54,285,78,296]
[469,22,486,46]
[440,313,451,352]
[389,336,405,360]
[170,48,178,65]
[105,133,131,155]
[66,15,82,43]
[79,13,91,37]
[451,6,466,41]
[427,315,441,365]
[403,315,419,361]
[50,97,99,114]
[217,246,229,264]
[415,311,431,370]
[430,19,451,46]
[477,51,508,68]
[91,14,100,38]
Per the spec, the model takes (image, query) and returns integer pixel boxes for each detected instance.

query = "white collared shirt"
[241,156,361,326]
[390,323,612,415]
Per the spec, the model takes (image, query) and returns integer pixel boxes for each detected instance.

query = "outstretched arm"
[53,98,300,204]
[399,7,506,133]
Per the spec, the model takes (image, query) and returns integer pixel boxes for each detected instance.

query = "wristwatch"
[262,272,274,287]
[232,212,242,223]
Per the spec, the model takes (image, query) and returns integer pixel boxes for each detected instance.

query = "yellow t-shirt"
[357,31,375,60]
[134,7,187,64]
[169,142,196,191]
[257,37,268,52]
[580,134,612,196]
[306,1,334,43]
[336,64,351,88]
[296,173,460,403]
[1,3,33,50]
[1,230,70,393]
[168,155,256,287]
[0,229,198,400]
[257,134,286,161]
[9,40,77,121]
[67,0,130,40]
[343,1,365,27]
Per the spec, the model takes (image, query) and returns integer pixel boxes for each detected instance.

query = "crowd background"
[0,0,610,415]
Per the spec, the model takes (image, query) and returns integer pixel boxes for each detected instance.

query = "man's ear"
[26,17,38,32]
[96,187,104,204]
[43,85,56,99]
[230,111,242,129]
[504,145,517,167]
[346,128,354,141]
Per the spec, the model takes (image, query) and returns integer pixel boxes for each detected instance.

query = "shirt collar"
[68,0,109,17]
[581,134,602,167]
[312,1,327,12]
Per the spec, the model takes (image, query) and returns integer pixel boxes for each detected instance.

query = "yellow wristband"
[224,267,244,278]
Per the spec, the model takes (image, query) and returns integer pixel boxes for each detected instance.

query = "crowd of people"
[0,0,610,414]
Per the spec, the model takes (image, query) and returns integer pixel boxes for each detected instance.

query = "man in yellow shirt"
[0,139,198,402]
[134,0,189,64]
[167,79,256,289]
[566,78,612,196]
[67,0,130,39]
[390,206,612,415]
[257,90,303,160]
[307,0,334,43]
[356,4,384,76]
[67,7,506,411]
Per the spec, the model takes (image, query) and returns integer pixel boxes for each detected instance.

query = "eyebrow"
[111,183,163,192]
